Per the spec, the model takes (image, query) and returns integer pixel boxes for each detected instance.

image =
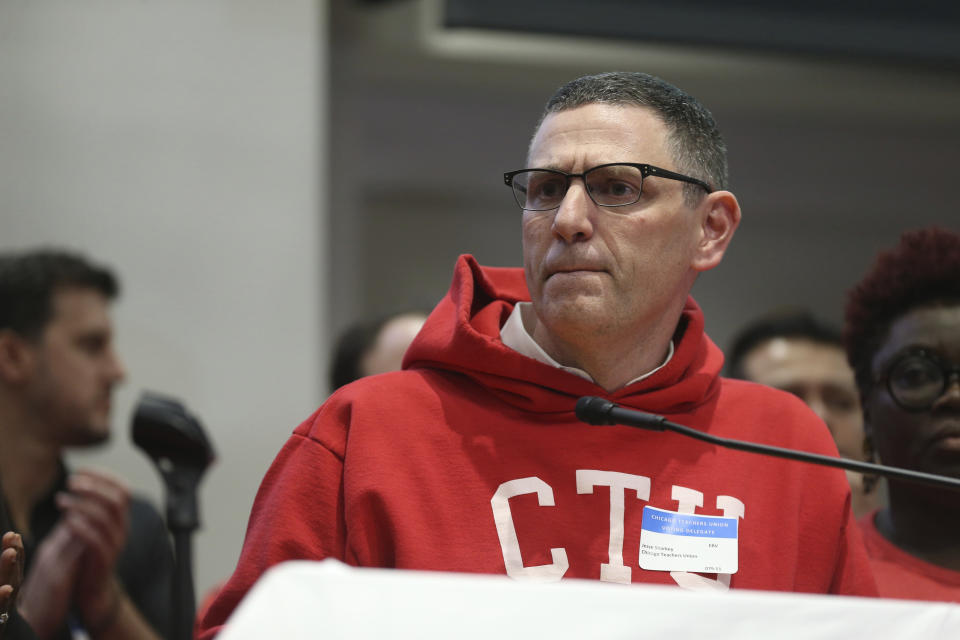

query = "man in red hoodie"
[199,71,875,636]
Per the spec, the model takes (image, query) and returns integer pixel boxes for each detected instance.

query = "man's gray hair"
[534,71,728,203]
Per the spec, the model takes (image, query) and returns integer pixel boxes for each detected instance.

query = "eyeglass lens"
[513,165,645,210]
[888,354,950,410]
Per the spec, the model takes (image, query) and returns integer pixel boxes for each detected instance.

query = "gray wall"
[0,0,326,602]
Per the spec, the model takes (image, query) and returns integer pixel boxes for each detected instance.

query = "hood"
[404,255,723,416]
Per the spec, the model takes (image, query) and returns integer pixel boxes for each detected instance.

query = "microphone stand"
[132,392,216,640]
[576,396,960,492]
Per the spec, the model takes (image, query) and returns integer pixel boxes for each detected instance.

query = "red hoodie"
[198,256,876,637]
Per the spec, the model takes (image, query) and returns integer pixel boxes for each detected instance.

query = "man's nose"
[107,348,127,384]
[805,395,836,434]
[551,181,595,243]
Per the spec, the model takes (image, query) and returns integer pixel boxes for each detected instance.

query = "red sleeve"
[195,428,346,639]
[828,493,879,597]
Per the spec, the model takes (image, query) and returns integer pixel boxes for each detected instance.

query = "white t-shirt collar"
[499,302,674,386]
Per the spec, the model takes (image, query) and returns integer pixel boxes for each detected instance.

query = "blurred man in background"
[328,311,427,391]
[727,310,882,517]
[0,249,173,639]
[844,227,960,601]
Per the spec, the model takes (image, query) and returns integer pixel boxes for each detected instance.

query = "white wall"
[0,0,327,602]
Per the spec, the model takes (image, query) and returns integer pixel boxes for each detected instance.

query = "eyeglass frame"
[877,347,960,412]
[503,162,714,211]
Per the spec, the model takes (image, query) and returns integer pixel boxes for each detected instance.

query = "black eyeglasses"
[879,348,960,412]
[503,162,713,211]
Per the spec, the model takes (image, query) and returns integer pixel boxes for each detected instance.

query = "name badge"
[638,506,738,574]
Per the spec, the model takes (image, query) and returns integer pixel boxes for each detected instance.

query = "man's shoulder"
[122,494,171,554]
[117,493,174,636]
[116,493,173,597]
[294,368,463,444]
[717,376,815,414]
[714,376,836,449]
[326,368,458,411]
[127,494,165,529]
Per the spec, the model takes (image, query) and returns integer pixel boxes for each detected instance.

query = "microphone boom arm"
[575,396,960,492]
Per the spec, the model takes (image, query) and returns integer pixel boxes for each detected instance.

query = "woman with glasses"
[844,227,960,602]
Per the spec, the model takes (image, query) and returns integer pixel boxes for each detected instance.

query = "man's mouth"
[548,266,605,277]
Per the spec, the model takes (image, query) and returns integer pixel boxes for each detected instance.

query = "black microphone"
[132,391,215,640]
[576,396,666,430]
[575,396,960,492]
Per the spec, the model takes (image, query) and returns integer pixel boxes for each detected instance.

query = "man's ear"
[691,190,741,273]
[0,330,36,385]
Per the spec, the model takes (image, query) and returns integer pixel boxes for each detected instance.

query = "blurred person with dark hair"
[844,227,960,601]
[329,311,427,391]
[727,310,882,517]
[0,249,173,639]
[200,71,875,637]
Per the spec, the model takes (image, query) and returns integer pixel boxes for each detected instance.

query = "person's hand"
[56,469,131,633]
[0,531,25,631]
[17,470,132,639]
[18,522,85,639]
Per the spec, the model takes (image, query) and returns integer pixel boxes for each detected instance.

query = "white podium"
[219,560,960,639]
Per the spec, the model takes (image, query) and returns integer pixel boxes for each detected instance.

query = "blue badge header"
[641,506,738,539]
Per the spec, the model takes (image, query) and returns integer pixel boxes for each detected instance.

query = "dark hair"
[0,248,119,340]
[328,311,426,391]
[535,71,728,203]
[844,227,960,396]
[726,309,843,379]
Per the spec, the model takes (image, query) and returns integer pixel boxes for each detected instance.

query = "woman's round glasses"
[881,348,960,412]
